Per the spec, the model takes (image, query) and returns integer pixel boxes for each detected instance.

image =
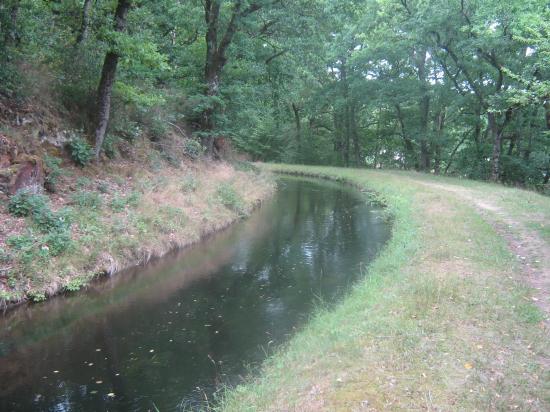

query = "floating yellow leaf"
[464,362,473,369]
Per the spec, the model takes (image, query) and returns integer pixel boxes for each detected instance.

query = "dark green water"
[0,177,390,411]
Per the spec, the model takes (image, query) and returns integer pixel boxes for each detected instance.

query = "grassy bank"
[0,161,274,307]
[218,165,550,411]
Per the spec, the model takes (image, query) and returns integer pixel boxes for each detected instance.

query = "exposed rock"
[0,154,45,195]
[0,134,18,168]
[38,129,71,148]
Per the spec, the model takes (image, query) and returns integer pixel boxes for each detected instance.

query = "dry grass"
[0,160,274,306]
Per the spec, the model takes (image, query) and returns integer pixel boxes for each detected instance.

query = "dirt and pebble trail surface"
[416,177,550,323]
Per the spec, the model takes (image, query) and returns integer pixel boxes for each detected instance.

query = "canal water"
[0,176,391,411]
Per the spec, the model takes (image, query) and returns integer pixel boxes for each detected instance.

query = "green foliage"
[71,191,103,210]
[8,190,48,217]
[0,247,12,264]
[183,139,203,160]
[216,183,246,216]
[181,174,198,193]
[110,191,140,212]
[68,136,94,167]
[233,160,260,174]
[153,206,187,233]
[42,230,73,256]
[76,176,93,189]
[31,206,72,233]
[110,195,127,212]
[43,155,64,193]
[103,135,120,159]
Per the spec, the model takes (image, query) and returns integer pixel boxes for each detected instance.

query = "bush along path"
[218,165,550,412]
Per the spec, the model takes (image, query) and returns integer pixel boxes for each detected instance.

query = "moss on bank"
[0,162,274,307]
[217,165,549,411]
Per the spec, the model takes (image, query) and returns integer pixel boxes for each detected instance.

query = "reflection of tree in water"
[0,178,390,411]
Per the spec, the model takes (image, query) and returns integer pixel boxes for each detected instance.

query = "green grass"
[216,165,550,411]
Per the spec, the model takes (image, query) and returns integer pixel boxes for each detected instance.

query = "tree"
[94,0,132,160]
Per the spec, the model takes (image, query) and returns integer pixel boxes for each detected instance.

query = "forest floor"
[0,159,274,307]
[218,165,550,412]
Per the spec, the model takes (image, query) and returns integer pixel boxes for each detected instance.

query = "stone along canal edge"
[217,164,549,412]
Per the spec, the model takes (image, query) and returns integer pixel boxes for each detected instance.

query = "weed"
[181,174,198,193]
[43,155,64,193]
[65,277,85,292]
[97,181,110,194]
[127,190,141,208]
[7,232,37,264]
[8,189,48,217]
[32,206,72,233]
[42,230,73,256]
[183,139,203,160]
[27,290,47,302]
[154,206,187,233]
[71,191,102,210]
[110,194,126,212]
[103,135,119,159]
[76,176,92,189]
[233,160,260,174]
[216,183,246,216]
[68,136,94,167]
[0,248,12,264]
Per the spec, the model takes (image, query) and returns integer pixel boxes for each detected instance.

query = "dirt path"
[417,180,550,323]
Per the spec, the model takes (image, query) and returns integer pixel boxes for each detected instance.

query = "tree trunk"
[489,108,513,182]
[76,0,93,45]
[291,103,301,142]
[545,101,550,130]
[333,112,344,165]
[488,112,501,181]
[343,104,350,167]
[200,0,262,157]
[350,103,361,166]
[93,0,131,159]
[4,0,20,46]
[433,109,445,174]
[416,48,431,171]
[395,104,416,169]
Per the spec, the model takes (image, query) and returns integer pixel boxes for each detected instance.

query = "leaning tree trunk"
[4,0,20,46]
[94,0,131,160]
[76,0,93,45]
[201,66,220,156]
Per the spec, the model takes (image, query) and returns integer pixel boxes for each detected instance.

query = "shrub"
[76,176,92,189]
[127,190,141,208]
[183,139,203,160]
[68,137,94,166]
[8,189,49,217]
[181,174,198,193]
[7,233,37,264]
[110,195,127,212]
[97,181,110,194]
[0,247,12,264]
[233,160,260,174]
[71,191,102,210]
[103,135,119,159]
[43,230,73,256]
[216,183,246,216]
[32,206,72,233]
[43,155,64,193]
